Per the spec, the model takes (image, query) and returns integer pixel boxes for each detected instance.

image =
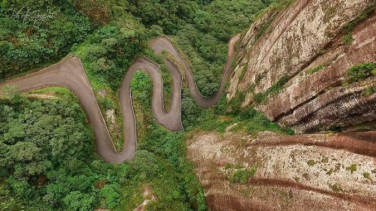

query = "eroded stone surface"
[228,0,376,133]
[187,130,376,211]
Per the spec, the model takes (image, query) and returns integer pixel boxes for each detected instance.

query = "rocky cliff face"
[228,0,376,133]
[186,0,376,210]
[187,130,376,210]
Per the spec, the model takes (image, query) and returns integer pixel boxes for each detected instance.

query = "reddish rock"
[186,130,376,211]
[228,0,376,133]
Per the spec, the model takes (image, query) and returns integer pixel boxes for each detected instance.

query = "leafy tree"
[63,191,96,211]
[100,184,121,209]
[0,0,92,81]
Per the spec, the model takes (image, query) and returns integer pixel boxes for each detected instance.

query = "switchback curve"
[0,35,241,163]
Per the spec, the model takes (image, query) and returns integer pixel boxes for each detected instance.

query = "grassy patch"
[254,75,289,104]
[255,17,275,40]
[227,91,246,113]
[220,107,294,136]
[225,163,232,170]
[346,63,376,84]
[293,176,300,182]
[305,65,325,75]
[238,63,248,83]
[326,168,334,176]
[362,85,376,97]
[329,183,342,192]
[254,0,295,40]
[346,164,357,174]
[342,32,354,45]
[228,167,257,184]
[341,5,376,46]
[363,172,371,180]
[343,4,376,33]
[27,87,76,102]
[307,160,317,166]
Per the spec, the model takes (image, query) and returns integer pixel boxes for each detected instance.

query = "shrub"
[363,85,376,97]
[342,33,354,45]
[225,163,232,170]
[346,164,357,174]
[347,63,376,83]
[229,167,257,184]
[307,160,316,166]
[305,65,325,75]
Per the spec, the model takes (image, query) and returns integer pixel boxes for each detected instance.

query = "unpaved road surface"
[0,35,241,163]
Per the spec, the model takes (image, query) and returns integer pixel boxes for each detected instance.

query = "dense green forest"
[0,0,287,210]
[0,90,205,210]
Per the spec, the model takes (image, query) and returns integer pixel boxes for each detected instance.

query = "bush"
[347,63,376,83]
[100,184,121,209]
[229,167,257,184]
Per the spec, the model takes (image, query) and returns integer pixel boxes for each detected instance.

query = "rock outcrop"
[187,1,376,210]
[228,0,376,133]
[187,130,376,210]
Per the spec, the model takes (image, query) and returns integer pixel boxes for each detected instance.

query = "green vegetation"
[238,64,248,83]
[327,163,342,176]
[2,84,18,98]
[329,183,342,192]
[346,164,357,174]
[0,0,92,81]
[305,65,325,75]
[0,91,206,210]
[225,163,232,170]
[0,93,98,210]
[326,168,334,176]
[172,0,276,97]
[254,0,295,40]
[342,32,354,45]
[227,167,257,184]
[346,63,376,84]
[363,172,371,180]
[0,0,295,209]
[254,75,289,104]
[344,5,376,33]
[234,164,245,169]
[185,104,293,136]
[293,176,300,182]
[255,16,275,40]
[363,85,376,97]
[73,20,147,90]
[341,4,376,45]
[307,160,317,166]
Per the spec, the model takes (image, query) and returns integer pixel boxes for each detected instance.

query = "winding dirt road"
[0,35,240,163]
